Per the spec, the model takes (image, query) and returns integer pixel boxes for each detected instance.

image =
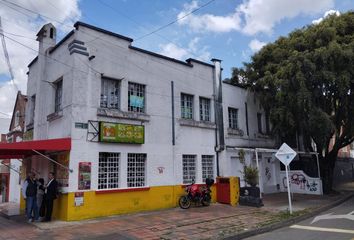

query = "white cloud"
[177,0,241,33]
[0,0,81,133]
[177,0,334,35]
[159,37,211,61]
[248,39,266,52]
[312,9,340,25]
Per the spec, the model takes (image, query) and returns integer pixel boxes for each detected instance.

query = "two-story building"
[0,22,275,220]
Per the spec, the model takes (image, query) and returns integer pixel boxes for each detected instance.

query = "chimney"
[211,58,225,151]
[36,23,56,54]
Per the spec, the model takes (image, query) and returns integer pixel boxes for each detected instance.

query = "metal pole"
[255,150,262,198]
[316,153,321,179]
[171,81,175,146]
[285,164,293,214]
[32,149,73,172]
[0,162,20,174]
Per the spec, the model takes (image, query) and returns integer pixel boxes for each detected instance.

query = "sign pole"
[285,163,292,214]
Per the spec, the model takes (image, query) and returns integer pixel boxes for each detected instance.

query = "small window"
[54,80,63,113]
[199,97,210,122]
[202,155,214,183]
[127,153,146,187]
[128,82,145,113]
[182,155,196,184]
[257,113,263,133]
[98,152,120,190]
[181,93,193,119]
[14,111,20,127]
[228,107,238,129]
[30,95,36,124]
[100,78,120,109]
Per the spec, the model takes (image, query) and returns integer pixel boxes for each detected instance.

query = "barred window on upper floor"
[181,93,194,119]
[228,107,238,129]
[127,153,146,187]
[98,152,120,190]
[128,82,145,113]
[54,79,63,113]
[199,97,211,122]
[100,77,120,109]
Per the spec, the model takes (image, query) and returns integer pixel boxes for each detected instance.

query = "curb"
[224,192,354,240]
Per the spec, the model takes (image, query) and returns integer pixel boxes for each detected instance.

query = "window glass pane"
[128,82,145,113]
[127,153,146,187]
[100,78,120,109]
[202,155,214,183]
[181,94,193,119]
[55,80,62,112]
[199,97,210,122]
[228,108,238,129]
[182,155,196,184]
[98,152,120,189]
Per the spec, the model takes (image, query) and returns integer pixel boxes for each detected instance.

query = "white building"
[0,22,276,220]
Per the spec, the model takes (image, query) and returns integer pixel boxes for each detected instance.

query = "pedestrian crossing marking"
[290,225,354,235]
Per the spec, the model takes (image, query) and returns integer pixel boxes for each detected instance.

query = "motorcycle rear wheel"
[179,196,191,209]
[201,193,211,206]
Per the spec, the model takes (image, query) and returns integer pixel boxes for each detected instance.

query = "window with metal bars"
[228,107,238,129]
[54,79,62,113]
[98,152,120,189]
[199,97,210,122]
[127,153,146,187]
[128,82,145,113]
[100,78,120,109]
[182,155,196,184]
[202,155,214,183]
[181,93,193,119]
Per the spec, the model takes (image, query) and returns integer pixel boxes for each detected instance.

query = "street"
[246,196,354,240]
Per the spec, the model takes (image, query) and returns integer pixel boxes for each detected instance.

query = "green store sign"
[99,122,144,144]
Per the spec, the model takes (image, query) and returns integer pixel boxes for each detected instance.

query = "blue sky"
[72,0,354,78]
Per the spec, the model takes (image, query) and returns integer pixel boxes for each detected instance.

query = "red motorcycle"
[179,178,214,209]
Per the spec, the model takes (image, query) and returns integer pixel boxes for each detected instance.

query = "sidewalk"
[0,192,352,240]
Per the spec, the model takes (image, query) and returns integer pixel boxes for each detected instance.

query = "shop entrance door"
[0,173,9,203]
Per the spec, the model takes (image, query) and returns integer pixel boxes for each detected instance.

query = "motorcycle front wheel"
[179,195,191,209]
[201,193,211,206]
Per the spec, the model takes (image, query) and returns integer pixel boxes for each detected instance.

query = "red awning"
[0,138,71,159]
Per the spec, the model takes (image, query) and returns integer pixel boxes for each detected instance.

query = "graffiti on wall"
[280,170,322,195]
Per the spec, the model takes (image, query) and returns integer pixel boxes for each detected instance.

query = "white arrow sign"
[275,143,297,166]
[311,211,354,224]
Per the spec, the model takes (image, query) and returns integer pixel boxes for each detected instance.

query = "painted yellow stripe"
[290,225,354,235]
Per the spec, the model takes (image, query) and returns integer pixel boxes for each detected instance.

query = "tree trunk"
[320,151,337,194]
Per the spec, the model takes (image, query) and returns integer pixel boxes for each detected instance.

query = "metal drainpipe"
[211,58,224,177]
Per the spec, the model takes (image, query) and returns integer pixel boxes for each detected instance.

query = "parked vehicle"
[179,178,214,209]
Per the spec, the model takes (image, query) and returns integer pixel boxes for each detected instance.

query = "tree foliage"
[232,12,354,193]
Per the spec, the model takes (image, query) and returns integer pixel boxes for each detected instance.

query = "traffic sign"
[275,143,297,166]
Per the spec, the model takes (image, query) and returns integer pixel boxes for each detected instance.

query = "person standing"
[22,172,39,222]
[37,178,45,218]
[44,172,58,222]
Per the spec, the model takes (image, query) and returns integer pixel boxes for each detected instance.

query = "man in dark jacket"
[44,172,58,222]
[22,172,39,222]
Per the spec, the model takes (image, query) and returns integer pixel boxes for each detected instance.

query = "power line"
[135,0,216,41]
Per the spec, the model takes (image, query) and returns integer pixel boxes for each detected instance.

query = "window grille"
[100,78,120,109]
[127,153,146,187]
[202,155,214,183]
[54,80,63,112]
[128,82,145,113]
[181,94,193,119]
[199,97,210,122]
[228,107,238,129]
[98,152,120,189]
[182,155,196,184]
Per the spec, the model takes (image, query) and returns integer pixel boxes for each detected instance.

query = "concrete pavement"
[245,196,354,240]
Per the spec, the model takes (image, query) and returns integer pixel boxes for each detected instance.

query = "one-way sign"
[275,143,297,166]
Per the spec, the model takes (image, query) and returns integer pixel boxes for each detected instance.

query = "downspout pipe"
[212,58,225,176]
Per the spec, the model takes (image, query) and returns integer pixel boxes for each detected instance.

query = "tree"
[232,12,354,194]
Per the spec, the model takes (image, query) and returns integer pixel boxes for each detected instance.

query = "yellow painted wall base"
[48,185,217,221]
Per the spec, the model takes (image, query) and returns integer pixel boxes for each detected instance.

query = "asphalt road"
[246,196,354,240]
